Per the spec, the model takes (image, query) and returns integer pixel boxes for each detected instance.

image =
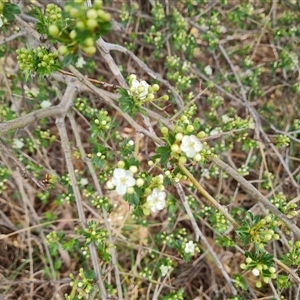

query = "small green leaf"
[63,53,78,66]
[3,3,21,21]
[153,145,171,165]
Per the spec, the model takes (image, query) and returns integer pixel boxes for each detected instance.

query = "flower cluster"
[240,254,276,288]
[68,268,94,299]
[184,240,196,254]
[44,2,111,56]
[128,74,164,103]
[16,46,60,79]
[45,3,62,22]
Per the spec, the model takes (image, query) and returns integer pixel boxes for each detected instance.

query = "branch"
[55,84,107,297]
[213,157,300,240]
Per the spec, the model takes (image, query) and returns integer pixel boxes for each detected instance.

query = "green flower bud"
[146,93,155,101]
[161,127,168,135]
[197,131,206,138]
[58,45,68,55]
[151,84,159,92]
[175,133,183,141]
[193,154,201,162]
[136,178,144,187]
[145,188,151,195]
[76,21,86,30]
[127,187,134,194]
[83,46,97,55]
[245,257,252,264]
[117,161,125,168]
[97,10,111,21]
[175,126,183,133]
[129,166,138,174]
[171,144,180,153]
[48,24,60,36]
[87,9,98,19]
[84,37,94,46]
[186,125,194,133]
[69,30,77,39]
[161,95,169,101]
[86,19,98,30]
[69,7,80,17]
[256,281,262,288]
[179,156,187,164]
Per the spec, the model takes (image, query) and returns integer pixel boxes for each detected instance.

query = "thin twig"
[0,140,46,190]
[213,157,300,240]
[55,83,107,298]
[177,162,239,228]
[68,111,123,300]
[176,183,237,295]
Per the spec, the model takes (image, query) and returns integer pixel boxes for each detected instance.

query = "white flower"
[129,78,150,100]
[138,80,150,99]
[204,65,213,76]
[40,100,52,108]
[201,168,210,179]
[106,180,114,189]
[111,168,136,196]
[76,56,86,68]
[160,265,172,276]
[184,241,196,254]
[221,115,231,124]
[13,139,24,149]
[210,128,221,136]
[0,17,3,28]
[252,268,260,277]
[146,188,166,212]
[80,178,88,186]
[128,140,134,146]
[180,135,203,158]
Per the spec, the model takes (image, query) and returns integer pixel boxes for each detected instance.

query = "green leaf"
[153,145,171,165]
[3,3,21,21]
[124,192,140,206]
[63,53,78,66]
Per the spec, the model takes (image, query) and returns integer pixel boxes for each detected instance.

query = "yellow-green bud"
[145,188,151,195]
[146,93,155,101]
[69,7,80,17]
[48,24,59,36]
[171,144,180,153]
[97,10,111,21]
[175,133,183,141]
[136,178,144,187]
[127,187,134,194]
[87,9,98,19]
[161,127,168,135]
[117,161,125,168]
[197,131,206,138]
[83,46,97,55]
[69,30,77,39]
[179,156,187,164]
[86,19,98,30]
[151,84,159,92]
[193,154,201,162]
[76,21,86,30]
[186,125,194,133]
[129,165,138,174]
[84,37,94,46]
